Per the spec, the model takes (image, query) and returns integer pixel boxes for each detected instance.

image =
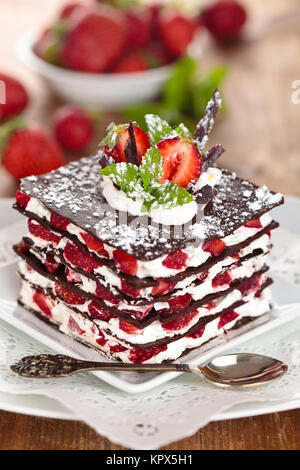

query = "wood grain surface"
[0,0,300,450]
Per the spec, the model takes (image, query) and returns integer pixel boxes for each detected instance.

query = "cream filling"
[19,279,271,364]
[18,260,268,345]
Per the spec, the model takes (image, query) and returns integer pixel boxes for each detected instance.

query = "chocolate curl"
[124,121,139,166]
[202,144,225,171]
[194,89,222,151]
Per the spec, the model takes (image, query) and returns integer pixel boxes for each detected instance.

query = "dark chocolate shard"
[194,89,222,150]
[124,121,139,166]
[194,185,218,204]
[202,144,225,172]
[98,153,115,169]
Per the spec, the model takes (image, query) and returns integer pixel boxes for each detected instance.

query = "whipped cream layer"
[23,239,269,313]
[23,206,273,279]
[19,257,269,345]
[19,278,271,364]
[101,167,222,225]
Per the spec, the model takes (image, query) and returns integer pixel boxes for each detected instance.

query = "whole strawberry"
[1,119,65,179]
[53,106,97,151]
[158,12,198,58]
[0,73,28,121]
[201,0,247,40]
[112,51,149,73]
[126,8,152,49]
[59,9,127,73]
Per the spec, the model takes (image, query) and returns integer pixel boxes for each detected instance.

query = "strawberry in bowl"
[15,0,202,109]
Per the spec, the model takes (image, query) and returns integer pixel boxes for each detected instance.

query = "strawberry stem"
[0,116,27,155]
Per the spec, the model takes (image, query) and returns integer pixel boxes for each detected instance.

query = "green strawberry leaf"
[100,122,126,150]
[174,122,192,136]
[139,146,163,191]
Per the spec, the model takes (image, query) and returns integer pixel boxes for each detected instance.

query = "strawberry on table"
[158,11,198,58]
[0,73,28,121]
[1,119,65,179]
[59,9,128,73]
[157,137,202,188]
[53,106,95,152]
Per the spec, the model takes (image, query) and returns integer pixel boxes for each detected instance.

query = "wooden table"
[0,0,300,450]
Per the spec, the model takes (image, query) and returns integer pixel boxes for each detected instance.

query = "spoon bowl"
[10,352,288,389]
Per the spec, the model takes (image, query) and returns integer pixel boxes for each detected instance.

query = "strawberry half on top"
[105,124,150,163]
[157,136,202,188]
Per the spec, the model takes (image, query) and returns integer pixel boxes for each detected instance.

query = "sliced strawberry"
[162,309,198,331]
[157,137,202,188]
[212,271,232,288]
[203,301,217,310]
[162,250,188,270]
[95,283,120,305]
[28,220,61,244]
[64,242,102,272]
[120,280,141,299]
[16,190,30,208]
[119,320,140,335]
[202,239,226,256]
[244,219,262,229]
[238,275,262,296]
[187,325,205,339]
[16,240,30,254]
[122,304,153,321]
[218,310,239,329]
[68,316,85,335]
[90,323,107,346]
[151,278,175,296]
[44,254,61,274]
[160,293,192,318]
[198,270,209,282]
[110,344,127,353]
[65,267,82,283]
[129,344,167,364]
[266,231,271,238]
[54,282,85,305]
[50,213,69,231]
[88,300,115,321]
[33,290,53,318]
[105,124,150,164]
[80,232,109,258]
[113,249,138,276]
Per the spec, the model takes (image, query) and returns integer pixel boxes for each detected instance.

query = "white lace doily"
[0,225,300,449]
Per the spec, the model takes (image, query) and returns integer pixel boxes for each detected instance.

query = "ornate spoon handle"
[10,354,192,378]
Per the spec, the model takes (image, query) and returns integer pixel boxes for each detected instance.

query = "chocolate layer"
[15,242,270,328]
[18,154,284,261]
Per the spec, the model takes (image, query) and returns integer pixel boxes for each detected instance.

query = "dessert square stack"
[13,91,284,364]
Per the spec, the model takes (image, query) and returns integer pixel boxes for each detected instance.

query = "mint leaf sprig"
[99,144,194,212]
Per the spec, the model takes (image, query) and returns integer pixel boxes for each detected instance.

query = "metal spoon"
[10,352,288,388]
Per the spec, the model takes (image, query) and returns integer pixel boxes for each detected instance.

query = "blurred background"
[0,0,299,199]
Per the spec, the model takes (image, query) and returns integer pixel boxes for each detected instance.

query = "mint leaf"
[145,114,174,145]
[174,122,192,136]
[163,55,197,113]
[100,122,126,150]
[100,162,145,200]
[192,66,228,118]
[144,180,194,211]
[140,147,163,190]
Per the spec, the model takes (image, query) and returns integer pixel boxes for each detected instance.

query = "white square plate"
[0,197,300,393]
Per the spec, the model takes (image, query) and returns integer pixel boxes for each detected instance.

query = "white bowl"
[15,29,173,111]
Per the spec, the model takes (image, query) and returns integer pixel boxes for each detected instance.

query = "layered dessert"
[13,91,284,364]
